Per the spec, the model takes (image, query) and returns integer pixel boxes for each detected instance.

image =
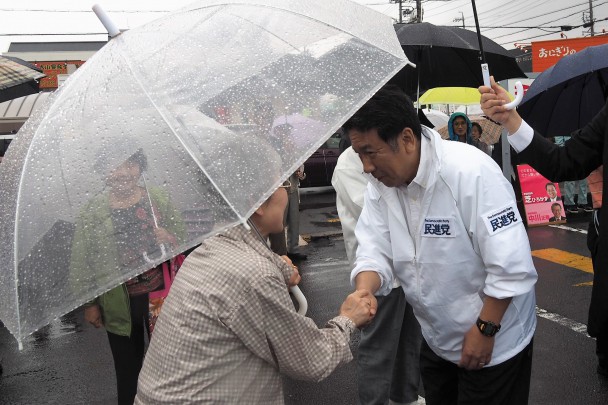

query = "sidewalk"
[299,187,343,240]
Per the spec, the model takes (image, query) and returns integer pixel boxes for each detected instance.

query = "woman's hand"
[84,305,103,328]
[281,255,301,287]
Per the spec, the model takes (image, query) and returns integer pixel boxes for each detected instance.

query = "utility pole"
[589,0,595,36]
[416,0,422,23]
[453,11,465,29]
[390,0,404,23]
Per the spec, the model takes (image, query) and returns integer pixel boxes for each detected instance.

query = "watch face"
[477,318,500,337]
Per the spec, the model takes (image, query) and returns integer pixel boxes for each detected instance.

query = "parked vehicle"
[300,131,342,188]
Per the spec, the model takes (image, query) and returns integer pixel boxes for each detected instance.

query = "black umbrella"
[518,44,608,136]
[0,56,45,103]
[389,22,525,98]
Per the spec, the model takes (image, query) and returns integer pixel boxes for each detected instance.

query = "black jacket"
[516,98,608,336]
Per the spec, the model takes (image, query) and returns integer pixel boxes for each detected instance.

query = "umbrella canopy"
[0,0,409,345]
[0,56,46,103]
[519,43,608,136]
[419,86,514,106]
[388,22,525,98]
[436,115,502,144]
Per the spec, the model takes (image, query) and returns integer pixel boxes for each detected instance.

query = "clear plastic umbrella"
[0,0,409,346]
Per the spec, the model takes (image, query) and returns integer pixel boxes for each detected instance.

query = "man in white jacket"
[332,147,422,405]
[345,85,537,405]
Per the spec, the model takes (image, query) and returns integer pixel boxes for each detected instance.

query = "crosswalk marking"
[536,307,592,339]
[531,248,593,274]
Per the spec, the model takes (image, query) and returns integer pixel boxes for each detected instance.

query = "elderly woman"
[135,179,376,404]
[70,147,185,405]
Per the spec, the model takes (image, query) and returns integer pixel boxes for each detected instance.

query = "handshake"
[339,289,377,328]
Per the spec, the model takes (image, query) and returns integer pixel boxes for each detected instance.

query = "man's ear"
[401,127,418,152]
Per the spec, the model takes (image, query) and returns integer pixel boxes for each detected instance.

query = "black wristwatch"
[476,317,501,337]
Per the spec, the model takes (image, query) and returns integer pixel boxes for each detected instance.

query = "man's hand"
[84,305,103,328]
[339,289,377,328]
[458,323,495,370]
[479,76,522,134]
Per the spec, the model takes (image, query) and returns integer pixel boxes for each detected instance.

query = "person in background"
[347,84,537,405]
[272,123,307,262]
[554,135,593,214]
[135,180,376,404]
[332,145,422,405]
[480,76,608,377]
[447,112,473,144]
[471,122,492,156]
[70,147,185,405]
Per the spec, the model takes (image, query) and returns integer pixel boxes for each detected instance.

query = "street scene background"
[1,189,607,404]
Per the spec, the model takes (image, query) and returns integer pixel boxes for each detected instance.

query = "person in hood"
[448,112,473,144]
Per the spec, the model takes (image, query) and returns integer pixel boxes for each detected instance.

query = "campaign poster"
[517,164,566,226]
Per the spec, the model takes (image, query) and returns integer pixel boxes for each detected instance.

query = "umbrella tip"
[92,4,121,38]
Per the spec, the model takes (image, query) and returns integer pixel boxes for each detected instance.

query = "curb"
[301,230,343,242]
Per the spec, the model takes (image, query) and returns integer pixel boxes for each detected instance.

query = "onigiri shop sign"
[532,35,608,72]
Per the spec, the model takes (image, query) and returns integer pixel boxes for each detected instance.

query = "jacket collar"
[220,224,294,283]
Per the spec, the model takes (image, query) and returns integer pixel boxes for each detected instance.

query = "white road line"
[536,306,592,338]
[305,260,350,268]
[548,224,588,234]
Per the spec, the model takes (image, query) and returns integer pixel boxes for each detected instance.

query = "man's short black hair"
[546,182,556,190]
[342,84,421,149]
[551,202,561,210]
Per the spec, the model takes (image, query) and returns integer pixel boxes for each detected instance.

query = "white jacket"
[351,127,537,365]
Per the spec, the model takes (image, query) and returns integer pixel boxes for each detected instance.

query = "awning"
[0,91,51,135]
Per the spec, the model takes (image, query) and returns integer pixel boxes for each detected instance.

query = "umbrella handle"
[142,243,167,264]
[503,81,524,110]
[290,286,308,315]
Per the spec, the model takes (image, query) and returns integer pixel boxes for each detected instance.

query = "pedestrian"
[471,121,492,155]
[70,146,186,405]
[447,112,473,144]
[332,145,422,405]
[134,180,376,404]
[480,76,608,377]
[345,84,538,405]
[554,135,593,214]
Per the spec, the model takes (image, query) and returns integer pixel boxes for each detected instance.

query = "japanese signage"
[33,61,85,89]
[517,164,566,226]
[532,35,608,72]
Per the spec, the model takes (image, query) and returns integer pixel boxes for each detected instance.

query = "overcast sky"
[0,0,606,53]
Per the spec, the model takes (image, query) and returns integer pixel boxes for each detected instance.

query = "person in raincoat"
[346,84,537,404]
[447,112,473,144]
[134,141,376,403]
[481,76,608,378]
[70,147,185,405]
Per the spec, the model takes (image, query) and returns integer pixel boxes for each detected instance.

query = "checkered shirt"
[135,225,355,404]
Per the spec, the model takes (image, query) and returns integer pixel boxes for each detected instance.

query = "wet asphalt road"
[1,189,608,404]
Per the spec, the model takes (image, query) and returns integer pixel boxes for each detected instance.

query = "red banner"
[532,35,608,72]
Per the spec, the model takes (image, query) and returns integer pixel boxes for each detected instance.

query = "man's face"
[453,117,467,137]
[349,127,420,187]
[552,205,562,218]
[546,184,557,199]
